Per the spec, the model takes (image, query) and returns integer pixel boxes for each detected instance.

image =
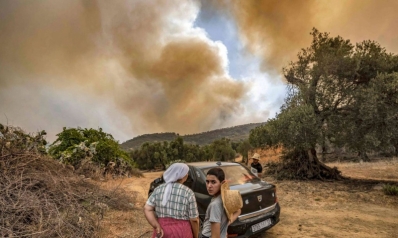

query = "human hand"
[155,226,163,238]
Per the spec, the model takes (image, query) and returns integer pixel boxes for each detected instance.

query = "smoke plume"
[0,0,245,141]
[211,0,398,72]
[1,0,398,141]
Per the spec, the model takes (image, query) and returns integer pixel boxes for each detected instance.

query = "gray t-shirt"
[201,196,228,238]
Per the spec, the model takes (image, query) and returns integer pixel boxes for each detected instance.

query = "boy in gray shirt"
[201,168,229,238]
[201,195,228,238]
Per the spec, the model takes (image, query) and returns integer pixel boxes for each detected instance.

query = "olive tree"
[250,28,398,179]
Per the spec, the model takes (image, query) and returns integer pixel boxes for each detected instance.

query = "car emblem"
[257,195,262,202]
[245,199,249,205]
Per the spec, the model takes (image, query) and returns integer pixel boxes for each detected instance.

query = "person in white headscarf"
[144,163,199,238]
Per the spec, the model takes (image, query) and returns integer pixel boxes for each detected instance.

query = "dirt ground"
[99,158,398,238]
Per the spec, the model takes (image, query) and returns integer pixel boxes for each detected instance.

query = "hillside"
[120,122,265,150]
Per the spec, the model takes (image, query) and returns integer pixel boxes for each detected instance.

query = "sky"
[1,0,398,143]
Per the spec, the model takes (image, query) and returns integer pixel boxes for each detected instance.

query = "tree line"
[45,126,252,172]
[129,137,250,170]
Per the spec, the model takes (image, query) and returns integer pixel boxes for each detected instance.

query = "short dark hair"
[206,167,225,182]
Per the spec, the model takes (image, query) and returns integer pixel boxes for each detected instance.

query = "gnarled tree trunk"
[271,147,343,180]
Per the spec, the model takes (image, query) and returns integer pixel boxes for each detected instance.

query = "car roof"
[185,161,242,169]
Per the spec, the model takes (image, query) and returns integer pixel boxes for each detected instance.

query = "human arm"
[228,209,241,225]
[187,189,200,238]
[210,222,221,238]
[189,217,199,238]
[143,204,163,238]
[208,198,225,238]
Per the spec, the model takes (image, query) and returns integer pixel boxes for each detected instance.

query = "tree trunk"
[275,147,343,180]
[320,129,327,162]
[243,153,248,165]
[358,150,370,162]
[394,143,398,157]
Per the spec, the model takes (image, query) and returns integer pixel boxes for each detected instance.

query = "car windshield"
[202,165,260,186]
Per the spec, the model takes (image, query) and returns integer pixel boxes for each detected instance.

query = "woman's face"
[206,175,222,196]
[180,173,188,183]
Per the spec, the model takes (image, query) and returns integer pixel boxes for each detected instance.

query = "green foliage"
[254,28,398,157]
[383,184,398,196]
[249,124,273,148]
[250,105,320,151]
[340,73,398,156]
[210,138,236,162]
[131,137,198,170]
[131,136,236,170]
[49,127,133,169]
[236,139,252,164]
[249,28,398,179]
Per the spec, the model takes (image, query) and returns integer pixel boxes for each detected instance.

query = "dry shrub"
[74,158,143,181]
[0,125,136,237]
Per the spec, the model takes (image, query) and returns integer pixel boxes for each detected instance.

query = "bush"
[0,125,136,237]
[383,184,398,196]
[49,127,137,178]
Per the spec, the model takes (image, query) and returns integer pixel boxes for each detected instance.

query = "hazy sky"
[1,0,397,143]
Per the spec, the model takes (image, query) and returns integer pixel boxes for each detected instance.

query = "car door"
[187,166,212,216]
[183,167,195,189]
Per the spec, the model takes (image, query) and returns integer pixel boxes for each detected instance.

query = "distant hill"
[120,122,266,150]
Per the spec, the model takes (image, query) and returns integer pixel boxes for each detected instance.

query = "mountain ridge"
[120,122,266,150]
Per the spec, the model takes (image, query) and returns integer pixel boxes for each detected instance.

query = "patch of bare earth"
[262,158,398,238]
[101,159,398,238]
[98,172,162,238]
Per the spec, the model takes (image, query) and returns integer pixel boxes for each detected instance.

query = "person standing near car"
[144,163,199,238]
[201,168,241,238]
[250,153,262,177]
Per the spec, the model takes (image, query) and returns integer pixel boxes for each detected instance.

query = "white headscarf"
[161,163,189,206]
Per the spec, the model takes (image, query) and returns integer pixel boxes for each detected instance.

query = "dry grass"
[327,157,398,181]
[96,178,153,238]
[104,160,398,238]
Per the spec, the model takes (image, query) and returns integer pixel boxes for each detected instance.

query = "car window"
[202,165,260,186]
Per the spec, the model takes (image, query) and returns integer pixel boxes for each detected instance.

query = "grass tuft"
[382,184,398,196]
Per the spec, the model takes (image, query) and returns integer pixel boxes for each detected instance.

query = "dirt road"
[101,160,398,238]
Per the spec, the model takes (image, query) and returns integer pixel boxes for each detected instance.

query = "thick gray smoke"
[210,0,398,72]
[1,0,397,141]
[0,0,246,141]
